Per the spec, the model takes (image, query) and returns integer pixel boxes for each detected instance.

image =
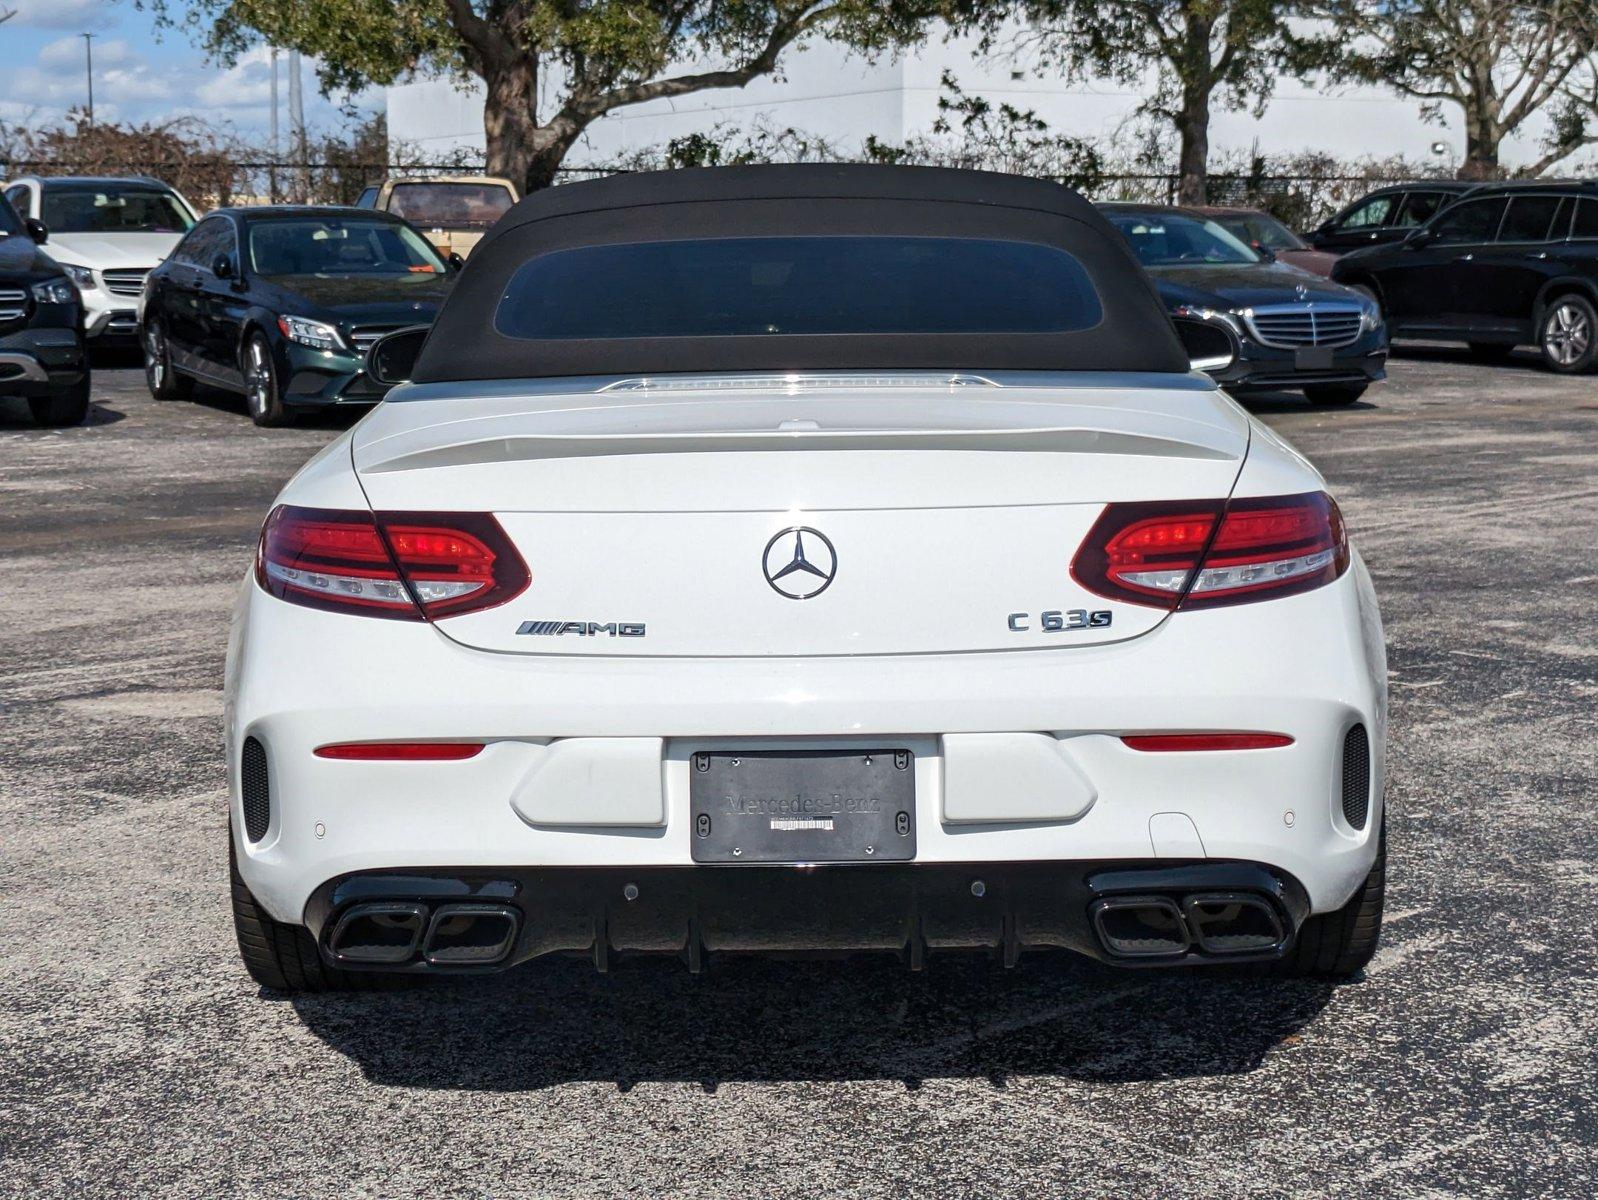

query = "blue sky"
[0,0,378,141]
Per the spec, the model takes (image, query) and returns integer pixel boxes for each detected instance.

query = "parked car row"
[0,175,503,427]
[5,171,1598,429]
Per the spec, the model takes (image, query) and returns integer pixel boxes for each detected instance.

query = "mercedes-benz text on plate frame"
[762,527,837,600]
[226,165,1387,993]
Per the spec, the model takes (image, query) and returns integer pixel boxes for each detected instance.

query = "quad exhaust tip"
[327,901,520,966]
[1091,892,1286,960]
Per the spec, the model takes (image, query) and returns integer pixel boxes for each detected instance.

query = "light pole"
[269,48,280,203]
[82,32,95,127]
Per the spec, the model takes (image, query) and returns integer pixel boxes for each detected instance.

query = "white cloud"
[10,37,174,119]
[195,47,278,110]
[6,0,117,31]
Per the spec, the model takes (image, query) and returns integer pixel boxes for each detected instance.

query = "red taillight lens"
[315,742,485,760]
[1072,492,1348,610]
[256,505,530,620]
[1122,733,1294,751]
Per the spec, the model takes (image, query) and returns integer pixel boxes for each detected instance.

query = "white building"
[387,29,1553,177]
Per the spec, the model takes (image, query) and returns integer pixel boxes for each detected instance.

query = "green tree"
[154,0,935,192]
[948,0,1301,204]
[1303,0,1598,179]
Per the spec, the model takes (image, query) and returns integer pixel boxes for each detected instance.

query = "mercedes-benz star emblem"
[762,527,837,600]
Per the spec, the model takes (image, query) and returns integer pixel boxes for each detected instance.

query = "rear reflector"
[257,505,529,620]
[1122,733,1294,752]
[1072,492,1348,610]
[315,742,486,760]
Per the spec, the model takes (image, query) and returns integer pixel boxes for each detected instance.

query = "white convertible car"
[226,166,1386,990]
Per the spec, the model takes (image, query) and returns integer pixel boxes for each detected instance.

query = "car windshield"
[248,217,448,277]
[494,236,1104,339]
[1105,211,1262,266]
[40,185,194,234]
[1215,214,1306,253]
[386,182,514,228]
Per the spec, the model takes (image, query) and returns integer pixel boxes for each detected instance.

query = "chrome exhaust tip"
[422,903,520,966]
[327,902,428,964]
[1090,895,1191,958]
[1181,892,1287,955]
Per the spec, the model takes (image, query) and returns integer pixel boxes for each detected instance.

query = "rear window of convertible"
[493,236,1104,339]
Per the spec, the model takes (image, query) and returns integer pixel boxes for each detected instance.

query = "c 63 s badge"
[517,621,646,637]
[1007,609,1112,633]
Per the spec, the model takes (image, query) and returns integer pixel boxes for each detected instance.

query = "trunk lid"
[351,377,1249,656]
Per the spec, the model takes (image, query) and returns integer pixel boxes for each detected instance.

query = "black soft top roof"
[413,164,1189,383]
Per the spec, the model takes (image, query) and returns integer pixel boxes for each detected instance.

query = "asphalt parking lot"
[2,350,1595,1198]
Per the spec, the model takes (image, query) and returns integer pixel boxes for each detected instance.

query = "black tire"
[1303,382,1368,407]
[27,372,91,427]
[241,331,291,427]
[1536,293,1598,374]
[143,319,193,399]
[1278,816,1385,978]
[1468,341,1516,363]
[230,830,376,993]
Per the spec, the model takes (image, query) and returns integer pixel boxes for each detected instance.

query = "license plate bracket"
[1295,345,1336,370]
[690,749,916,863]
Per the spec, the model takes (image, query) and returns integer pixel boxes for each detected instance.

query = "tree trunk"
[482,59,540,192]
[1175,83,1211,206]
[1459,122,1502,180]
[481,60,592,194]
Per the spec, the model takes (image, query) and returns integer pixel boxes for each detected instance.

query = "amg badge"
[516,621,646,637]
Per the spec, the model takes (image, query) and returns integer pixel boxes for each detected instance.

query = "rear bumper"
[228,555,1388,933]
[305,859,1313,973]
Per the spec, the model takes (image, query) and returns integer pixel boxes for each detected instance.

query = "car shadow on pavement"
[286,953,1337,1090]
[1389,342,1544,371]
[0,396,126,429]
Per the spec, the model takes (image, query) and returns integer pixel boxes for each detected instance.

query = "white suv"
[2,176,198,340]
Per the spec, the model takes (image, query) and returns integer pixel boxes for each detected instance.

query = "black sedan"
[1100,204,1388,405]
[141,206,457,425]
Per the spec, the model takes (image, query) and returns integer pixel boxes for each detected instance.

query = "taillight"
[1072,492,1348,610]
[256,505,530,620]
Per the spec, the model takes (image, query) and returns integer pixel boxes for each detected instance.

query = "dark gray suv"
[1332,181,1598,373]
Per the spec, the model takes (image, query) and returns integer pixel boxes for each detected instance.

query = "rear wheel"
[27,372,91,427]
[144,319,193,399]
[230,830,372,993]
[1278,816,1385,978]
[1303,383,1367,407]
[1537,294,1598,373]
[242,331,291,427]
[1468,341,1516,363]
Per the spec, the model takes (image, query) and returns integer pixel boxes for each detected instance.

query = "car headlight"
[1173,304,1242,334]
[60,264,98,291]
[1359,303,1383,333]
[31,278,78,305]
[277,315,345,352]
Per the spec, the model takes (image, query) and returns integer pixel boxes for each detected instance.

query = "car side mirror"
[366,324,431,387]
[25,218,48,244]
[447,251,466,272]
[1403,228,1435,249]
[1254,244,1277,263]
[1313,221,1333,237]
[213,254,234,279]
